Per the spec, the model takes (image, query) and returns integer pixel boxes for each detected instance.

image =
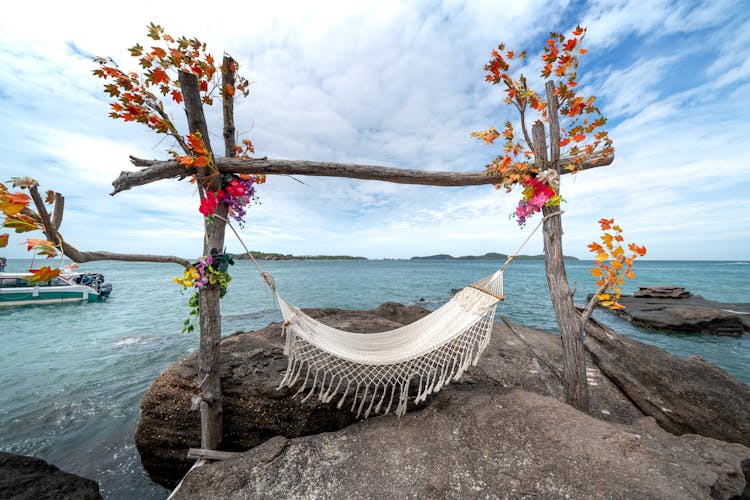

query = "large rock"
[585,316,750,448]
[136,303,642,488]
[0,452,102,500]
[172,388,750,499]
[136,303,430,488]
[599,287,750,336]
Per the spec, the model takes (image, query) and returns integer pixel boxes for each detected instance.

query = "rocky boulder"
[598,287,750,336]
[585,316,750,449]
[172,388,750,499]
[0,452,102,500]
[136,303,642,488]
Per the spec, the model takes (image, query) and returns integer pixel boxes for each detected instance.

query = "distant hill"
[410,252,578,261]
[236,251,367,261]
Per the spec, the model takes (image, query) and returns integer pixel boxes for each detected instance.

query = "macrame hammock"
[228,213,555,418]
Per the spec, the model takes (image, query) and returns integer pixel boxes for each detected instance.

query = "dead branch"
[112,152,614,194]
[24,186,191,268]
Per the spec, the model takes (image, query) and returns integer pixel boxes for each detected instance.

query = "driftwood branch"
[51,193,64,231]
[112,152,614,194]
[22,187,191,269]
[500,316,562,381]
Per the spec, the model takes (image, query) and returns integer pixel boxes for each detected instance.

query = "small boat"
[0,270,113,307]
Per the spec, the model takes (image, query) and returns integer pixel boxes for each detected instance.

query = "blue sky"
[1,0,748,260]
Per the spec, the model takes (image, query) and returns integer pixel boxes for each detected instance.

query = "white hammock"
[273,270,503,417]
[227,212,556,418]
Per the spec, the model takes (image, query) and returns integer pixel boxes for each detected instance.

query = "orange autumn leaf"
[223,83,235,96]
[590,267,602,277]
[187,133,208,155]
[0,233,8,248]
[193,155,209,168]
[3,214,39,233]
[0,192,31,216]
[25,238,55,251]
[45,190,55,204]
[26,266,61,285]
[177,156,195,167]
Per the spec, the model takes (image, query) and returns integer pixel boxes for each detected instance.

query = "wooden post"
[179,70,227,450]
[222,56,237,158]
[539,80,590,412]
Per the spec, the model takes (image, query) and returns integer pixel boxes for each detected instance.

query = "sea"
[1,258,748,499]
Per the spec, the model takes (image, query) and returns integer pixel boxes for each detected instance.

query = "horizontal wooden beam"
[111,153,614,194]
[186,448,243,461]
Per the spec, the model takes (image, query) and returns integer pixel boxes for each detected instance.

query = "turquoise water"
[1,258,748,498]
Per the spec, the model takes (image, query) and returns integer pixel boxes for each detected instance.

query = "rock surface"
[0,452,102,500]
[172,388,750,500]
[585,316,750,449]
[136,303,642,488]
[600,286,750,336]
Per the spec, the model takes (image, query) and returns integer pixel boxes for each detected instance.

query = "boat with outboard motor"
[0,269,112,307]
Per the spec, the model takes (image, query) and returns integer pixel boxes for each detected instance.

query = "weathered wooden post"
[539,80,589,411]
[179,70,227,450]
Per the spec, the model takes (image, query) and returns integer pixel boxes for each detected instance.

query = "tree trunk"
[537,80,590,412]
[179,70,227,450]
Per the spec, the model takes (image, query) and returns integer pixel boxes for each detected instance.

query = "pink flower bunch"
[219,176,257,225]
[515,177,560,227]
[197,175,258,225]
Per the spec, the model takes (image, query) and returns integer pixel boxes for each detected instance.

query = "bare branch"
[20,196,191,269]
[580,283,607,336]
[51,193,64,231]
[114,152,614,194]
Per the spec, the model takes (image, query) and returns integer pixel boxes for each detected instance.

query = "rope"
[492,210,563,280]
[214,215,277,292]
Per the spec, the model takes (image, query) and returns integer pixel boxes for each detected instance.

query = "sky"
[1,0,748,261]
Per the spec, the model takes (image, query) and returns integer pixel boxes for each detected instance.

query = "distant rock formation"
[597,286,750,336]
[410,252,579,261]
[0,452,102,499]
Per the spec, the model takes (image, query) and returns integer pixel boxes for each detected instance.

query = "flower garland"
[200,173,263,227]
[174,252,234,333]
[514,169,562,227]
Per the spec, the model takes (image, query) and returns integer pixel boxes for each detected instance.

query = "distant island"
[236,251,367,261]
[410,252,579,261]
